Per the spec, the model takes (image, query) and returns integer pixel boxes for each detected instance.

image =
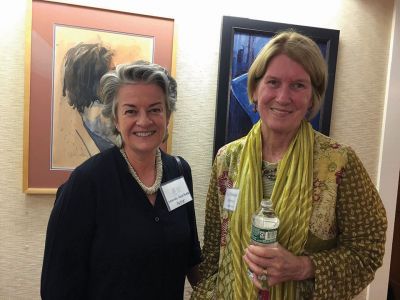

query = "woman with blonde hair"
[192,30,387,299]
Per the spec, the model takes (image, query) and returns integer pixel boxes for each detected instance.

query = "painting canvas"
[213,16,339,157]
[51,25,154,170]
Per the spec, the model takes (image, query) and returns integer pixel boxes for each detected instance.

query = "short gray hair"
[100,60,177,134]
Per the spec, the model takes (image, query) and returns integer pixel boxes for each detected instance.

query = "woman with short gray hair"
[41,61,201,299]
[101,60,177,137]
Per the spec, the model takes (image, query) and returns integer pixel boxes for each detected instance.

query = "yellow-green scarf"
[229,120,314,300]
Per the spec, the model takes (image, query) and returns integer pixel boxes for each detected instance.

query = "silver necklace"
[120,148,163,195]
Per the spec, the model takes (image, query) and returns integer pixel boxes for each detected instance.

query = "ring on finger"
[257,268,268,281]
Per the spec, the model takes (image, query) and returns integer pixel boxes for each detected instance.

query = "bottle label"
[251,225,277,244]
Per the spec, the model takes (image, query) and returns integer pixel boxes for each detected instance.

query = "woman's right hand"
[243,244,315,288]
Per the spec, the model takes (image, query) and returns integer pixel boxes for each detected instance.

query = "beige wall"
[0,0,395,299]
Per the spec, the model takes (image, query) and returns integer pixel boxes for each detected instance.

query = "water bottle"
[249,198,280,290]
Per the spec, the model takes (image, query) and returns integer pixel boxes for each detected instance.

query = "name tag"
[160,176,193,211]
[223,188,239,211]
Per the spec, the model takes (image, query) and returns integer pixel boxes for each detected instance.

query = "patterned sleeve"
[191,157,222,298]
[308,147,387,299]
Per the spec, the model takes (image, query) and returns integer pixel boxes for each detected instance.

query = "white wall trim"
[369,0,400,298]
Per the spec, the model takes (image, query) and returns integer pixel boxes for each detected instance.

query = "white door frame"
[368,0,400,298]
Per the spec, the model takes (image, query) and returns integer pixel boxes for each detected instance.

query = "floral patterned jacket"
[195,131,387,300]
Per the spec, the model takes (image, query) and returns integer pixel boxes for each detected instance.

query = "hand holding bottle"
[247,199,279,289]
[243,243,315,289]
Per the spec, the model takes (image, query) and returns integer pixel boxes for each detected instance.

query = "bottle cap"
[261,198,273,208]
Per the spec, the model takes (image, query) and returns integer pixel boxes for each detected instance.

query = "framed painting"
[23,0,175,194]
[213,16,339,157]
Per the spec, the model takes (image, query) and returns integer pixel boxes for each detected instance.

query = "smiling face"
[253,54,313,138]
[115,83,169,157]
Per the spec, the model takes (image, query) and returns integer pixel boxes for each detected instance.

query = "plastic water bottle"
[250,198,280,290]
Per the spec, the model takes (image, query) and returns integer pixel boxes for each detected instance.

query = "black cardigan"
[41,146,202,300]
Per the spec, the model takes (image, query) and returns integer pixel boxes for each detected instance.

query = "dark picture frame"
[213,16,339,157]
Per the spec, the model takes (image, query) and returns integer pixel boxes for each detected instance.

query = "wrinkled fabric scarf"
[228,120,314,299]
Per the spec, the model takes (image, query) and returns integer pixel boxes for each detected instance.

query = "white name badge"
[160,176,193,212]
[223,188,239,211]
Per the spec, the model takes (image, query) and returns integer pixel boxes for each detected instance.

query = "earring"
[114,123,120,133]
[253,102,258,113]
[114,133,123,148]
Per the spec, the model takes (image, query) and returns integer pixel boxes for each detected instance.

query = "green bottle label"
[251,225,277,244]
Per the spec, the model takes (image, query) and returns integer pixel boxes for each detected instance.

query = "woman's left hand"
[243,243,314,289]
